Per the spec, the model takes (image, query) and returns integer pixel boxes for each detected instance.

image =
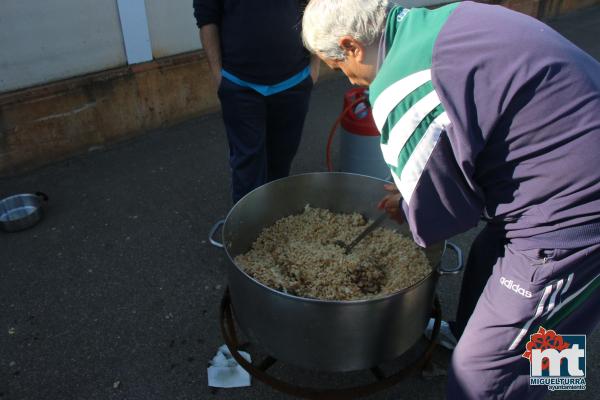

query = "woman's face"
[318,36,378,87]
[320,56,376,87]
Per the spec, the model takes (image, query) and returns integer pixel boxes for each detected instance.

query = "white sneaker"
[424,318,458,350]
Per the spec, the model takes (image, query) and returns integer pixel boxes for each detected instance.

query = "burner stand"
[219,288,442,399]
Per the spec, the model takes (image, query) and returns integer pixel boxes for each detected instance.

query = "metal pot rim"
[0,193,41,204]
[224,251,438,305]
[220,172,460,305]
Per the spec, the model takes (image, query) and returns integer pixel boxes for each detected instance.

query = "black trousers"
[217,76,313,204]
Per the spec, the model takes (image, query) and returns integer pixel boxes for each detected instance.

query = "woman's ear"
[338,36,364,61]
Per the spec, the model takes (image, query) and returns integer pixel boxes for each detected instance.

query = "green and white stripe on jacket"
[369,3,458,203]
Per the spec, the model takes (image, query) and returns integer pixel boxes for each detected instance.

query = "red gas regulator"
[327,88,389,180]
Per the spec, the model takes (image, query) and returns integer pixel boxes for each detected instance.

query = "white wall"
[144,0,201,58]
[0,0,127,93]
[0,0,445,94]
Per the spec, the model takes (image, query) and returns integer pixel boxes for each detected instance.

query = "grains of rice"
[234,205,431,301]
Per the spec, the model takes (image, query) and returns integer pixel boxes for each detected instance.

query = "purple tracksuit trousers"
[447,225,600,399]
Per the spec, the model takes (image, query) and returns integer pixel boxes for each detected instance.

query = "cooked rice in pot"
[234,205,431,301]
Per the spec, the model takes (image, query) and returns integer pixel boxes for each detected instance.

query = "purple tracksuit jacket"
[369,2,600,398]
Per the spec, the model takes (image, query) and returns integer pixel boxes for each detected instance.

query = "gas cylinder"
[339,88,390,180]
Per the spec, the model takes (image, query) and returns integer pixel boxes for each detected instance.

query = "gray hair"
[302,0,399,60]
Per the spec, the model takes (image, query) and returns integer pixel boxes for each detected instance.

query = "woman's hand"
[377,183,404,224]
[199,24,222,90]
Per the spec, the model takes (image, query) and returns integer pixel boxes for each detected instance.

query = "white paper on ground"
[207,345,252,388]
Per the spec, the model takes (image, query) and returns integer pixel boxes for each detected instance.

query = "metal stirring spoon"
[335,213,388,255]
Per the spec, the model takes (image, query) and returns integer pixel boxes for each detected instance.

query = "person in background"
[302,0,600,398]
[193,0,320,203]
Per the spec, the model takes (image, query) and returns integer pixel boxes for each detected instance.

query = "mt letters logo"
[523,326,586,391]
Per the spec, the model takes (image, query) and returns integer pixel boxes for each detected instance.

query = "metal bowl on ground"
[211,172,462,372]
[0,192,48,232]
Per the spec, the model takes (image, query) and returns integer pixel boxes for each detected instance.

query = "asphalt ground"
[2,7,600,400]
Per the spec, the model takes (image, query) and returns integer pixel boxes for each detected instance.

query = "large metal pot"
[210,173,462,372]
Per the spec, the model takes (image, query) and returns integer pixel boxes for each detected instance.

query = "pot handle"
[438,241,463,275]
[208,219,225,248]
[35,192,49,202]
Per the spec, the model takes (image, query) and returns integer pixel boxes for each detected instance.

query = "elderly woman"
[303,0,600,399]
